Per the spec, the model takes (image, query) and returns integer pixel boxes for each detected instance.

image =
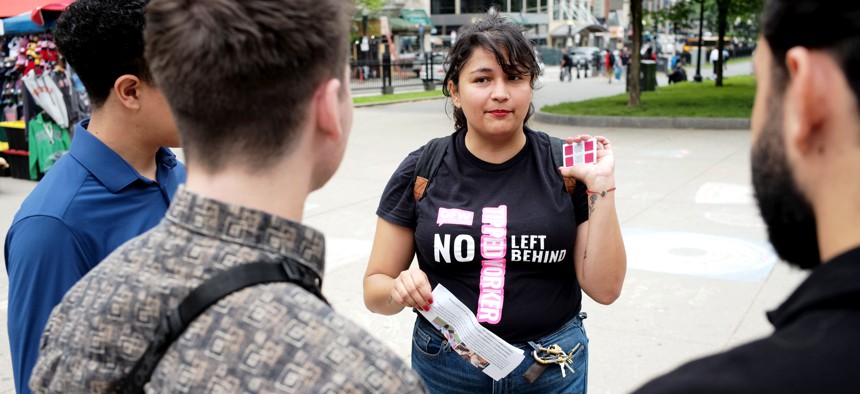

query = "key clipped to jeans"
[522,342,583,384]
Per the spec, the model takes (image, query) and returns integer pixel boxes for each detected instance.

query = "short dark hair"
[762,0,860,104]
[54,0,153,108]
[145,0,352,173]
[442,8,541,131]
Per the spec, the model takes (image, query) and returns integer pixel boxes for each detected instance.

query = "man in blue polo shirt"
[3,1,185,393]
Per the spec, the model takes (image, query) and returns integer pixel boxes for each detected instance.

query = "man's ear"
[113,75,143,111]
[314,78,344,140]
[784,47,829,156]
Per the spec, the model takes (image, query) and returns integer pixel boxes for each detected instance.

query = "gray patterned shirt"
[31,187,426,393]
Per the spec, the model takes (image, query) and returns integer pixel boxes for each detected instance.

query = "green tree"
[714,0,762,86]
[656,0,762,86]
[651,0,697,33]
[715,0,730,86]
[352,0,385,42]
[629,0,643,107]
[356,0,384,11]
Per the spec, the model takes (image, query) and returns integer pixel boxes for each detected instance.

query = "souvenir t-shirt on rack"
[28,113,70,179]
[377,127,590,343]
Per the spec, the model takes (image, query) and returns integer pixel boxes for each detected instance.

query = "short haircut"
[55,0,153,108]
[762,0,860,104]
[144,0,352,172]
[442,7,541,131]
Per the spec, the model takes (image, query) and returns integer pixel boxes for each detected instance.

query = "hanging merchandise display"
[22,68,67,128]
[28,112,68,179]
[1,35,89,182]
[1,2,85,183]
[1,36,24,121]
[2,34,88,126]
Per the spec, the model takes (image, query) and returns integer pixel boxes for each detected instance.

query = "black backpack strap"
[120,259,326,393]
[408,130,573,201]
[410,132,455,202]
[547,135,577,197]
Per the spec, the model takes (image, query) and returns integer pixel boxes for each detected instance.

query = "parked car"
[534,47,546,75]
[570,46,601,68]
[418,61,447,82]
[412,52,447,77]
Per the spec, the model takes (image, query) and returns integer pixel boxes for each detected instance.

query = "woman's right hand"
[391,268,434,311]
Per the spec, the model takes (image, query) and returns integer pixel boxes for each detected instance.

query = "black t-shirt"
[377,127,589,342]
[562,54,572,67]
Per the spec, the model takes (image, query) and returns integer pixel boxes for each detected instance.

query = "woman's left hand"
[558,134,615,190]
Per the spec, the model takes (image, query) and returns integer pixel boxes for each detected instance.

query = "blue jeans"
[411,313,588,393]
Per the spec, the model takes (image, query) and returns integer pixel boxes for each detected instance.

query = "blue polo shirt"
[4,120,185,394]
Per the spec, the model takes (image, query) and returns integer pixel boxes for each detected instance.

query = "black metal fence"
[349,42,445,94]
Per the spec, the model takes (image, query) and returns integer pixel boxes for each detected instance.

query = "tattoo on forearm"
[387,295,393,305]
[589,194,599,215]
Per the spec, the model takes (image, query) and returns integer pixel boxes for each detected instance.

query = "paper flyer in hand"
[418,285,525,381]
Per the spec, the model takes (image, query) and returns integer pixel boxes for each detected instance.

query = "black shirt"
[562,53,573,67]
[634,246,860,393]
[378,127,589,342]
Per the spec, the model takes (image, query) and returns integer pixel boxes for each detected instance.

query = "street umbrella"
[0,0,71,18]
[30,1,73,26]
[1,12,50,35]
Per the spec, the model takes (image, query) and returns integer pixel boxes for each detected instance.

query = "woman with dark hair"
[364,8,626,392]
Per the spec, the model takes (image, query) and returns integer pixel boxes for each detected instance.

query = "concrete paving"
[0,59,809,394]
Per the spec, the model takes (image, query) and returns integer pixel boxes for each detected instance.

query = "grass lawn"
[353,89,444,105]
[541,74,756,118]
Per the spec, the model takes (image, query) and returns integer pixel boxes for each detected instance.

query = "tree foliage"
[643,0,762,87]
[356,0,384,12]
[644,0,697,33]
[351,0,385,42]
[648,0,762,38]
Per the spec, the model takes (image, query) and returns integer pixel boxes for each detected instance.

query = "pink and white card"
[562,138,597,167]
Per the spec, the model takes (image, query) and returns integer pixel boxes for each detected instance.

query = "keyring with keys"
[523,342,583,382]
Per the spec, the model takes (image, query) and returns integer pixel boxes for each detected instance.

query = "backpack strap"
[548,135,577,197]
[120,258,326,393]
[411,133,453,202]
[409,131,575,202]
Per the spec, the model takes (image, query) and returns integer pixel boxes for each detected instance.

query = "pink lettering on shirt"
[436,208,475,227]
[477,206,507,324]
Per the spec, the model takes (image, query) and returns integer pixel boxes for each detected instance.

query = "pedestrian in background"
[28,0,425,392]
[620,46,630,67]
[560,49,573,82]
[364,7,626,393]
[605,48,616,83]
[4,1,186,392]
[709,47,720,77]
[636,1,860,392]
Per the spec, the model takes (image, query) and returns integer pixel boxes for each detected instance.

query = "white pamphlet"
[418,285,525,381]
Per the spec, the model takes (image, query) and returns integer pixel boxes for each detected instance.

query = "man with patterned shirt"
[29,0,426,392]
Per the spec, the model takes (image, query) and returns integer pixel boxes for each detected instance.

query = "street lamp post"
[381,34,393,94]
[567,18,575,80]
[567,19,573,51]
[370,35,377,78]
[361,8,369,80]
[694,0,704,82]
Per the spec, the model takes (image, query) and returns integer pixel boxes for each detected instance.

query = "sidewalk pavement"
[0,59,804,394]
